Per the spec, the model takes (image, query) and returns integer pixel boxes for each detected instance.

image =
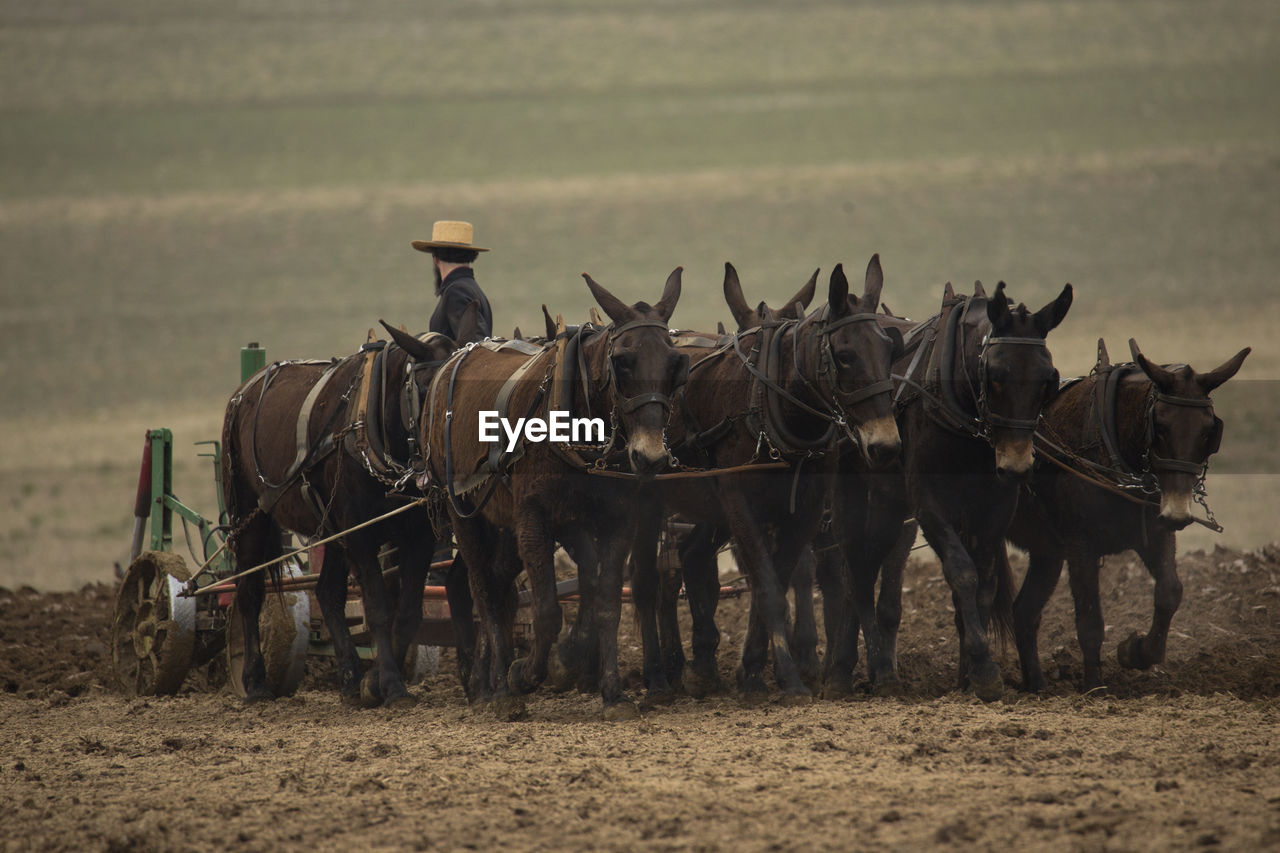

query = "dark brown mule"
[1007,338,1250,692]
[826,280,1072,701]
[221,314,477,706]
[629,257,902,703]
[424,270,687,719]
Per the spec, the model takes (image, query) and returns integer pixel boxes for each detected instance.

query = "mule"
[826,280,1072,701]
[628,257,902,703]
[1007,338,1250,692]
[424,270,688,719]
[221,310,479,706]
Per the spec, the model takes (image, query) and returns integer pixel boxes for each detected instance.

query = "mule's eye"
[835,350,857,366]
[612,352,637,376]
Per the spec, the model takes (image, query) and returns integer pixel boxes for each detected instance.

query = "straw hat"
[411,220,490,253]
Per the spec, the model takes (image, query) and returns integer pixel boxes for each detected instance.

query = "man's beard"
[433,264,443,295]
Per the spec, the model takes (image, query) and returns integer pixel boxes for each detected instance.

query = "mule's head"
[972,280,1072,481]
[1129,338,1250,529]
[583,268,689,477]
[816,255,903,469]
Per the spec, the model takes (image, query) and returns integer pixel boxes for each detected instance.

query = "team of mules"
[219,258,1248,716]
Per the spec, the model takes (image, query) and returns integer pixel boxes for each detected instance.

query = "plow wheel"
[112,551,196,696]
[225,562,311,699]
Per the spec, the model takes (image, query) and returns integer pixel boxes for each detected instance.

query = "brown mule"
[220,310,478,707]
[1007,338,1250,692]
[424,270,688,719]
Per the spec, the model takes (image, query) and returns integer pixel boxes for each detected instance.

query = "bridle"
[921,295,1050,445]
[733,305,893,456]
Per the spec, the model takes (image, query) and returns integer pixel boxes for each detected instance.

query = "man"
[412,220,494,342]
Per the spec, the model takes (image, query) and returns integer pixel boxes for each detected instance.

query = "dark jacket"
[430,267,493,342]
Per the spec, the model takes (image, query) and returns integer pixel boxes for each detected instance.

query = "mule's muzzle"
[856,416,901,471]
[1158,491,1194,530]
[627,428,671,478]
[993,437,1035,483]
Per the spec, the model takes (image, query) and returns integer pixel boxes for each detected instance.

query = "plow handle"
[133,432,154,519]
[129,432,154,563]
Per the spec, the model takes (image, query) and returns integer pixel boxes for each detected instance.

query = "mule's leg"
[453,515,517,714]
[814,538,855,696]
[628,504,675,700]
[1065,553,1107,693]
[443,550,479,701]
[509,502,563,695]
[388,520,434,677]
[789,546,820,691]
[680,524,726,698]
[1118,529,1181,671]
[874,519,918,684]
[656,528,687,692]
[723,489,810,702]
[595,529,640,720]
[1012,545,1064,694]
[347,532,415,709]
[230,513,280,703]
[916,505,1004,702]
[314,545,363,704]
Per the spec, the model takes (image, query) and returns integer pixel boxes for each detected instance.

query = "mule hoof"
[243,689,274,705]
[641,688,679,710]
[684,671,723,700]
[969,661,1004,703]
[491,694,528,722]
[602,700,641,722]
[508,658,544,695]
[340,689,363,708]
[384,692,418,710]
[871,677,905,699]
[359,671,383,709]
[1117,632,1149,670]
[778,691,814,707]
[547,648,577,693]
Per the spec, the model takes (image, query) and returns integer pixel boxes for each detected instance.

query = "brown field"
[4,544,1280,851]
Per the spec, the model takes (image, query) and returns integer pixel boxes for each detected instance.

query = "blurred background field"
[1,0,1277,589]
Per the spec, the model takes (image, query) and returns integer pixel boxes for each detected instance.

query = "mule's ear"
[972,280,987,299]
[1128,338,1177,389]
[542,304,556,339]
[783,268,819,316]
[885,326,906,362]
[775,298,804,320]
[583,273,635,325]
[723,262,755,330]
[943,281,956,302]
[861,253,884,312]
[987,282,1010,328]
[881,302,897,318]
[1197,346,1251,393]
[379,319,443,360]
[653,266,682,324]
[512,326,523,341]
[1033,283,1073,337]
[828,263,850,315]
[1096,338,1111,370]
[453,299,484,345]
[755,300,770,321]
[717,320,727,335]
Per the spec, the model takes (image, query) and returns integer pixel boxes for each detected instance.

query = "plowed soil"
[4,545,1280,851]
